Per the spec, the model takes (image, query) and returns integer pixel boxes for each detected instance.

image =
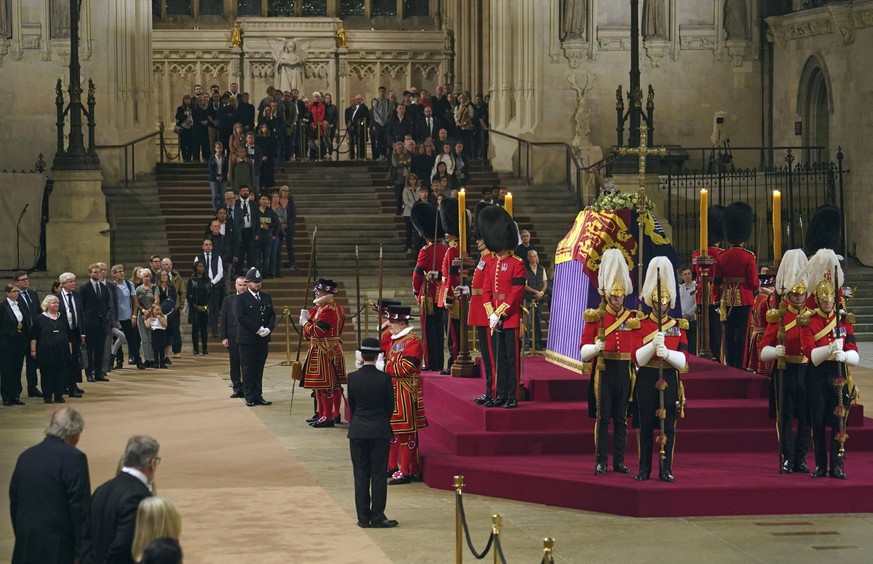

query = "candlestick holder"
[451,256,478,378]
[693,254,715,360]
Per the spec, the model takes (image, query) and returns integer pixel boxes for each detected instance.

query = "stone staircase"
[844,276,873,342]
[103,175,170,269]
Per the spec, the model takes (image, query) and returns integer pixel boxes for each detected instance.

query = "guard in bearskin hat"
[383,305,428,485]
[479,205,526,409]
[631,256,689,482]
[804,204,843,309]
[410,201,448,371]
[759,249,814,474]
[438,198,466,374]
[300,278,347,427]
[691,204,725,360]
[713,202,759,368]
[235,267,276,407]
[456,233,496,405]
[579,248,641,475]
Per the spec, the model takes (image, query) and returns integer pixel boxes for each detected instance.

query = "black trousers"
[393,183,404,215]
[446,316,461,370]
[240,341,268,401]
[635,366,679,475]
[24,346,39,392]
[228,338,242,393]
[775,363,810,465]
[491,327,519,401]
[708,305,722,361]
[191,311,209,354]
[208,285,225,335]
[477,326,494,397]
[41,362,66,401]
[371,124,387,158]
[117,319,141,363]
[65,330,83,388]
[168,312,182,354]
[594,359,631,465]
[349,438,390,525]
[85,325,107,377]
[422,310,445,371]
[724,305,750,368]
[348,127,365,160]
[807,361,847,471]
[0,335,27,402]
[236,230,255,275]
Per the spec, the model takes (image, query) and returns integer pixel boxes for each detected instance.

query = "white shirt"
[679,281,697,317]
[7,298,23,323]
[62,290,77,328]
[240,199,252,229]
[121,466,153,493]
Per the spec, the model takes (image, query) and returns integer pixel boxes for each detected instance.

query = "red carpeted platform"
[419,356,873,517]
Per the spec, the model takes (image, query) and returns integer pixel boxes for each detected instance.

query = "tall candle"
[504,192,513,217]
[458,189,467,252]
[772,190,782,261]
[700,189,708,256]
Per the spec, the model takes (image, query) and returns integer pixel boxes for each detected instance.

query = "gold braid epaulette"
[583,308,600,323]
[677,318,689,330]
[845,312,856,324]
[626,311,642,330]
[798,312,810,327]
[766,308,781,324]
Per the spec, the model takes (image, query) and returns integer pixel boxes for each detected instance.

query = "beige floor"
[3,348,873,564]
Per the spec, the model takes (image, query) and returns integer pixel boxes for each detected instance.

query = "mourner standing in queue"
[759,249,814,474]
[805,248,859,479]
[410,201,447,371]
[235,267,275,407]
[632,257,689,482]
[1,284,30,406]
[579,248,639,475]
[347,337,398,529]
[301,279,347,427]
[479,205,526,409]
[221,276,248,399]
[384,305,428,485]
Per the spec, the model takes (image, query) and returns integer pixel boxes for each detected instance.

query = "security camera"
[711,111,729,147]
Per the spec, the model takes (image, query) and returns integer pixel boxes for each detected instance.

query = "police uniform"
[301,278,347,427]
[578,248,638,474]
[631,257,689,482]
[234,268,275,407]
[410,201,448,371]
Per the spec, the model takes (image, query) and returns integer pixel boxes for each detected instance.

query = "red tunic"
[747,288,777,374]
[713,246,759,307]
[413,241,447,306]
[379,322,392,354]
[481,251,526,329]
[579,306,638,357]
[759,300,814,361]
[438,240,463,321]
[631,315,689,369]
[691,245,723,305]
[302,300,347,389]
[468,251,493,327]
[385,330,428,434]
[804,308,858,358]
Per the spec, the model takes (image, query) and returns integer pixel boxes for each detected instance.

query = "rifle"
[289,224,318,413]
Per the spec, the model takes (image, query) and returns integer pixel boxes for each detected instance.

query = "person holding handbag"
[155,271,177,366]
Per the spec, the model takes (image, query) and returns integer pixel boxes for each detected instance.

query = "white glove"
[454,285,471,297]
[834,350,848,363]
[376,352,385,371]
[489,313,500,329]
[354,350,363,369]
[775,344,786,358]
[594,339,605,353]
[299,309,311,326]
[832,338,844,352]
[256,326,271,337]
[656,345,669,359]
[428,270,440,280]
[653,332,666,348]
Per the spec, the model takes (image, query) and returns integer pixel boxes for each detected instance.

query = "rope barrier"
[456,489,495,560]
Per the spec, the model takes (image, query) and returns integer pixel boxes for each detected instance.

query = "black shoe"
[388,475,411,485]
[144,361,155,368]
[95,375,109,382]
[312,416,334,427]
[635,471,650,481]
[159,363,169,369]
[810,466,827,478]
[793,461,809,473]
[830,465,847,480]
[613,463,631,474]
[659,466,675,483]
[136,362,145,370]
[595,462,608,475]
[255,397,272,406]
[503,399,519,409]
[54,396,66,403]
[74,386,85,394]
[486,397,506,408]
[87,376,95,382]
[473,394,491,405]
[115,361,124,369]
[333,415,342,424]
[305,414,319,424]
[357,521,370,528]
[203,352,209,356]
[28,388,42,398]
[11,399,25,406]
[781,460,793,474]
[44,398,54,404]
[128,357,136,365]
[164,358,173,365]
[68,390,83,398]
[230,390,244,398]
[245,400,257,407]
[370,519,399,528]
[2,401,11,406]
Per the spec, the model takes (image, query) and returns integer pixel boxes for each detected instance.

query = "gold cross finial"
[617,124,668,191]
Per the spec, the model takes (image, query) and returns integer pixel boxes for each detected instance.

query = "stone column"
[46,169,110,274]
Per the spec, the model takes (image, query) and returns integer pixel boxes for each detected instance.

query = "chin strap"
[635,342,655,366]
[760,346,778,362]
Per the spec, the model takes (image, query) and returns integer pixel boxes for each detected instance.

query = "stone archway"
[797,55,833,163]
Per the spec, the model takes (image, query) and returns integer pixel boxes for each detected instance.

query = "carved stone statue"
[273,39,306,93]
[50,0,71,39]
[566,71,595,150]
[560,0,587,41]
[724,0,750,40]
[230,23,242,48]
[642,0,666,40]
[335,24,347,49]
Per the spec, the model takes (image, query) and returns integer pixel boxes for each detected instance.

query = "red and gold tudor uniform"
[469,247,495,403]
[746,281,777,375]
[384,306,428,484]
[301,279,347,426]
[713,202,759,368]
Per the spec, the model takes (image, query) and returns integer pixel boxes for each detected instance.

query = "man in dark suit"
[221,276,247,399]
[347,338,398,529]
[235,268,276,407]
[414,105,442,143]
[79,263,113,382]
[83,435,160,564]
[14,271,41,397]
[386,104,414,150]
[1,284,30,406]
[9,407,91,563]
[233,185,256,276]
[345,94,370,160]
[57,272,86,398]
[197,238,225,337]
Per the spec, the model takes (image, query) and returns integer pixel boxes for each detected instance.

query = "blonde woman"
[135,269,157,367]
[131,497,182,564]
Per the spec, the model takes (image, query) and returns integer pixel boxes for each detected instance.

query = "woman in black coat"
[186,261,211,356]
[174,95,196,162]
[29,295,70,403]
[255,122,276,189]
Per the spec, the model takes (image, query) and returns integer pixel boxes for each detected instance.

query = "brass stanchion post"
[280,305,292,366]
[491,515,502,564]
[454,475,465,564]
[542,538,555,564]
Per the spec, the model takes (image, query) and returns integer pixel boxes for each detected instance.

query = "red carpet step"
[419,356,873,517]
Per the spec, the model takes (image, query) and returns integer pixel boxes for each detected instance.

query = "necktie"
[428,117,432,130]
[206,253,211,274]
[255,293,261,302]
[21,291,29,309]
[67,293,76,328]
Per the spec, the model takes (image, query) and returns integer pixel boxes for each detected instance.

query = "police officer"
[234,268,275,407]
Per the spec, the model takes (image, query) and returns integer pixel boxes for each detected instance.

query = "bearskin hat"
[804,204,842,256]
[440,197,461,238]
[473,201,494,240]
[722,202,754,245]
[478,204,518,254]
[410,201,443,241]
[708,205,725,247]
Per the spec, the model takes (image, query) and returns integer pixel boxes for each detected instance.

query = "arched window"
[797,56,833,164]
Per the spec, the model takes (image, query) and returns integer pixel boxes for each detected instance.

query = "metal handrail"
[95,121,167,185]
